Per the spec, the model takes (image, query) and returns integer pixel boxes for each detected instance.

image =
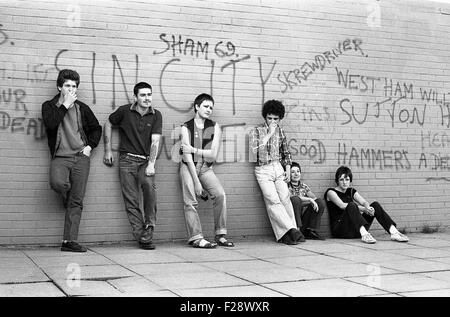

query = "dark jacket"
[42,94,102,158]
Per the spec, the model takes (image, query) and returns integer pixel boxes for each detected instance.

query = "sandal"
[215,235,235,247]
[191,238,217,249]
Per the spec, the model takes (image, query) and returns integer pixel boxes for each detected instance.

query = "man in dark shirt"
[103,82,162,250]
[42,69,102,252]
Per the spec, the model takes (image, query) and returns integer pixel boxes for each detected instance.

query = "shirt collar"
[130,102,155,115]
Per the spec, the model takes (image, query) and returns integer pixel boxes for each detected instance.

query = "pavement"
[1,232,450,297]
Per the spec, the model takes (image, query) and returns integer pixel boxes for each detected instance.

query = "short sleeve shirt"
[109,103,162,156]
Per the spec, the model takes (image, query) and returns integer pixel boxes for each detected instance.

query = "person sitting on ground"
[288,162,325,240]
[324,166,409,244]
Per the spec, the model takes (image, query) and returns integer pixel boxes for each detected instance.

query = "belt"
[126,153,148,160]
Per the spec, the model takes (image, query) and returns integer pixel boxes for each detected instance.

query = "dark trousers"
[49,154,91,241]
[119,153,157,242]
[331,201,396,238]
[290,196,325,231]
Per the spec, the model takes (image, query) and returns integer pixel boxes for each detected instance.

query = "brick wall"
[1,0,449,245]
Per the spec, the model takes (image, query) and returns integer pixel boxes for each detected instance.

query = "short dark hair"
[193,93,214,113]
[291,161,301,172]
[57,69,80,88]
[335,165,353,184]
[262,99,285,119]
[133,82,152,96]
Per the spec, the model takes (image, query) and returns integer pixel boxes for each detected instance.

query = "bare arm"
[103,119,114,166]
[145,134,161,176]
[181,126,203,196]
[353,192,374,215]
[181,123,222,160]
[326,190,348,210]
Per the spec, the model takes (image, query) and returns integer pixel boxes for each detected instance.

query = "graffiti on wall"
[1,18,450,181]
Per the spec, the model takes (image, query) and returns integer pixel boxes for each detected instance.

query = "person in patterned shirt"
[288,162,325,240]
[249,100,303,245]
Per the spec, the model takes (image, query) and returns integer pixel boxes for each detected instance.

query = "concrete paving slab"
[428,257,450,265]
[174,285,287,297]
[0,249,27,258]
[23,248,96,257]
[53,279,125,296]
[300,262,401,278]
[227,266,325,284]
[346,273,450,293]
[267,254,354,269]
[30,254,115,267]
[0,257,40,268]
[341,239,423,251]
[89,245,145,255]
[262,278,386,297]
[384,247,450,259]
[101,276,164,293]
[297,242,368,254]
[330,249,412,264]
[233,244,317,259]
[103,251,186,265]
[128,262,213,276]
[408,238,450,248]
[200,259,287,272]
[44,264,136,280]
[145,271,251,290]
[419,271,450,284]
[116,290,179,297]
[399,289,450,297]
[0,282,64,297]
[377,258,450,273]
[0,267,49,284]
[166,247,255,262]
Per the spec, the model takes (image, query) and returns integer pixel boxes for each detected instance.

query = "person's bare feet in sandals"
[215,234,235,247]
[191,238,217,248]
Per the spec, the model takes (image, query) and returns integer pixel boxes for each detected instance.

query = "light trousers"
[255,161,297,241]
[180,163,227,243]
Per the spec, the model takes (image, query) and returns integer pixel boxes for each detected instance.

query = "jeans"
[49,153,90,241]
[290,196,325,231]
[331,201,396,238]
[180,163,227,243]
[119,153,157,242]
[254,161,297,241]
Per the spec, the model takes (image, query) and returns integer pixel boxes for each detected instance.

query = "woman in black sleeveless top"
[324,166,409,244]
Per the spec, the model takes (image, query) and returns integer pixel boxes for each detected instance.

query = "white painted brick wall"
[1,0,449,245]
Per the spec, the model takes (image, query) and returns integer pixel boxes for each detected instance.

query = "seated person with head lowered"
[325,166,409,244]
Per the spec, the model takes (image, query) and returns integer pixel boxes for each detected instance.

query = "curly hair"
[262,99,285,119]
[56,69,80,88]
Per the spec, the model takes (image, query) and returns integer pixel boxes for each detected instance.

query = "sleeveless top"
[324,187,357,225]
[182,118,215,166]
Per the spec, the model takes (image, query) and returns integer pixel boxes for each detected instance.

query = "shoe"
[139,241,156,250]
[215,235,235,247]
[306,229,325,240]
[191,238,217,248]
[140,224,153,244]
[361,233,377,244]
[289,228,305,243]
[391,232,409,242]
[279,231,298,245]
[61,241,87,252]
